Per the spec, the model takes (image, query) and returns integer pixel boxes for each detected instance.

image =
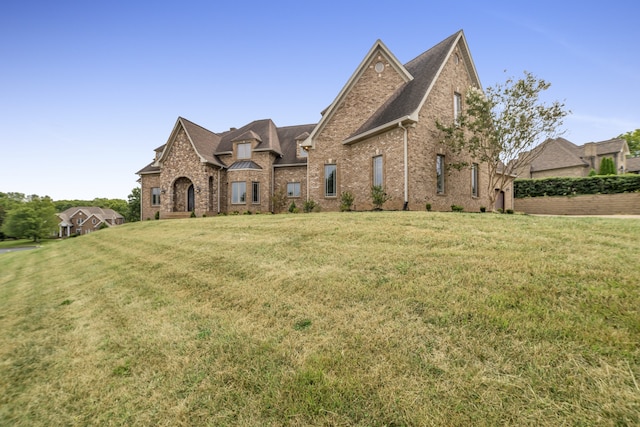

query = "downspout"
[398,122,409,210]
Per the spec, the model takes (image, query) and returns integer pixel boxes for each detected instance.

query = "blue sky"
[1,1,638,200]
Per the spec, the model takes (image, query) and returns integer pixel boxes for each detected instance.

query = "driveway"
[0,246,39,254]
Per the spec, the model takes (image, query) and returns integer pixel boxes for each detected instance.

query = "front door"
[187,185,195,212]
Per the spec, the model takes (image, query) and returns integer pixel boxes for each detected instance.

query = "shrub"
[371,185,390,210]
[154,211,160,220]
[340,191,354,212]
[480,206,486,213]
[303,199,317,213]
[288,201,297,213]
[243,211,252,215]
[598,157,616,175]
[506,209,514,214]
[190,210,196,218]
[426,203,432,212]
[451,205,464,212]
[271,188,288,213]
[514,175,640,198]
[588,169,597,177]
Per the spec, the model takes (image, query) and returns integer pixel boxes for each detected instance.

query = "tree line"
[0,188,140,241]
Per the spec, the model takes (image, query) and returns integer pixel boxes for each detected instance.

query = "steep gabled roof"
[157,117,225,168]
[57,206,124,227]
[579,138,629,156]
[346,31,479,143]
[627,157,640,173]
[302,39,412,148]
[216,119,283,155]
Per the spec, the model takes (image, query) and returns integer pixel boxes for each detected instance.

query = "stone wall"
[514,193,640,215]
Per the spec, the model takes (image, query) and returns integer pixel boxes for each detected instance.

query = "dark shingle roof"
[348,31,462,139]
[216,119,282,155]
[275,124,316,165]
[179,118,224,167]
[531,138,588,171]
[136,162,160,175]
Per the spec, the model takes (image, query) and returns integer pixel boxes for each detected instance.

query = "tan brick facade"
[138,32,497,217]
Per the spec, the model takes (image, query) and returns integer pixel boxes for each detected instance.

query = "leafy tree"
[598,157,616,175]
[0,192,27,240]
[618,129,640,157]
[126,187,141,222]
[1,196,58,241]
[437,71,569,210]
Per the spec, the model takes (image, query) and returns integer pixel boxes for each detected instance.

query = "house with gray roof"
[57,207,124,237]
[517,137,631,178]
[137,30,502,218]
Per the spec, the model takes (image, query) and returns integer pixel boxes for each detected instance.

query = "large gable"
[157,117,224,168]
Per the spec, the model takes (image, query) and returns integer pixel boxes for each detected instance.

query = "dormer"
[232,130,262,160]
[295,132,310,158]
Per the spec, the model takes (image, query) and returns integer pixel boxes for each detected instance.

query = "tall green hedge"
[514,175,640,198]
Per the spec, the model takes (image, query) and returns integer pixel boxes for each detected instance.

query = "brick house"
[518,137,631,178]
[57,206,124,237]
[137,30,496,219]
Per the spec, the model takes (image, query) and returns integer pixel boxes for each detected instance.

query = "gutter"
[397,121,415,210]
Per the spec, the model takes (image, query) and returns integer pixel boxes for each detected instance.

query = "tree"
[618,129,640,158]
[0,192,26,240]
[437,71,569,210]
[1,196,58,242]
[598,157,616,175]
[126,187,141,222]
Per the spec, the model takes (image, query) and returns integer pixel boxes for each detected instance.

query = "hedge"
[514,175,640,198]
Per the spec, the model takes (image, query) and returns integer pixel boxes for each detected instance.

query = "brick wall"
[515,193,640,215]
[140,173,161,220]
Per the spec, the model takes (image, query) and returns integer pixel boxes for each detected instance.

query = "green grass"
[1,212,639,426]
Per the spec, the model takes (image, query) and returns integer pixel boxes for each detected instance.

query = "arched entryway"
[172,177,195,212]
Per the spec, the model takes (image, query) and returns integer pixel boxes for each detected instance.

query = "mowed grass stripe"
[1,212,638,426]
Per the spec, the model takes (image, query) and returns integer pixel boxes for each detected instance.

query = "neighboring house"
[137,30,497,219]
[518,137,631,179]
[57,207,124,237]
[626,157,640,174]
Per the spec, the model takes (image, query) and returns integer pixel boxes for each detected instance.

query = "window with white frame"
[372,155,383,187]
[287,182,301,197]
[454,92,462,123]
[471,163,479,197]
[237,142,251,159]
[231,181,246,204]
[436,154,445,194]
[252,182,260,204]
[151,187,161,206]
[324,164,337,197]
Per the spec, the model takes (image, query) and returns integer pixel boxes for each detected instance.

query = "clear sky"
[1,0,638,200]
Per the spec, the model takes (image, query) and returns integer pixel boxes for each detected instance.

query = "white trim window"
[237,142,251,159]
[287,182,301,197]
[231,181,246,204]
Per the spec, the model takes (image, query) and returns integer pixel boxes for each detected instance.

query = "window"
[454,92,462,122]
[436,155,445,194]
[151,187,161,206]
[237,142,251,159]
[298,144,308,157]
[231,181,246,204]
[92,218,97,225]
[287,182,301,197]
[373,155,383,187]
[471,163,479,197]
[252,182,260,204]
[77,218,83,225]
[324,164,337,197]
